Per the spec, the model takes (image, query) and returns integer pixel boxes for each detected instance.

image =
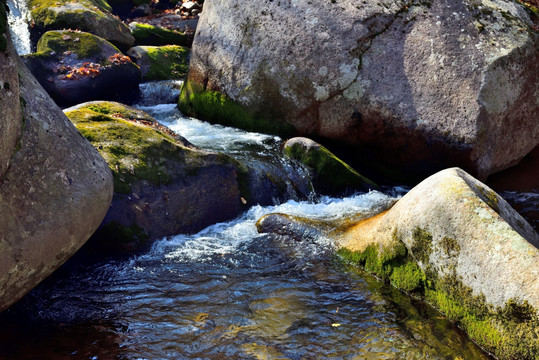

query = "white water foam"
[7,0,32,55]
[147,190,401,263]
[137,102,280,155]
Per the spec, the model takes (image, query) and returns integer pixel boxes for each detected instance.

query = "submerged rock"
[127,45,189,81]
[180,0,539,181]
[283,137,376,195]
[23,30,141,107]
[64,101,245,251]
[28,0,134,50]
[260,167,539,359]
[0,30,113,312]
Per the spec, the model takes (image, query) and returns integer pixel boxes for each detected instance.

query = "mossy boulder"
[0,30,113,312]
[338,168,539,359]
[257,168,539,360]
[28,0,134,50]
[129,22,192,47]
[22,30,141,107]
[64,101,245,251]
[283,137,377,195]
[126,45,189,81]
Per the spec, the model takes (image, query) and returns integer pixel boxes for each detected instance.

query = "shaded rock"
[64,101,245,251]
[23,30,141,107]
[180,0,539,181]
[129,21,193,47]
[129,3,151,18]
[0,30,113,311]
[127,45,189,81]
[28,0,134,50]
[107,0,151,18]
[283,137,376,195]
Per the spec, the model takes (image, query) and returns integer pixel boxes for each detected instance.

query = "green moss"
[65,104,186,194]
[337,232,424,294]
[284,141,377,193]
[178,80,295,138]
[426,271,539,360]
[410,227,433,264]
[0,0,7,52]
[37,30,119,59]
[439,236,460,257]
[131,22,191,46]
[143,45,189,80]
[389,261,424,293]
[338,225,538,359]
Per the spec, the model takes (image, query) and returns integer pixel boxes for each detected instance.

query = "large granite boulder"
[23,30,141,107]
[258,168,539,360]
[180,0,539,181]
[28,0,134,50]
[0,27,113,311]
[64,101,245,251]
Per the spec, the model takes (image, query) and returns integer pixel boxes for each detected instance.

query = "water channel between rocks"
[0,81,503,359]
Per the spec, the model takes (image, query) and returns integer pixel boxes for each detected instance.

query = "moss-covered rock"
[337,168,539,360]
[283,137,377,195]
[22,30,141,107]
[127,45,189,81]
[178,79,295,137]
[64,101,246,250]
[28,0,134,50]
[129,22,192,47]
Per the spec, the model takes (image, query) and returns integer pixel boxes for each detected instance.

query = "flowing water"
[6,0,32,55]
[0,84,495,359]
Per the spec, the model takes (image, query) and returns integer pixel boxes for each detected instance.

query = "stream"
[0,82,498,359]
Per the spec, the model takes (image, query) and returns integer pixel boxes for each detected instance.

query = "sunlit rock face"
[181,0,539,181]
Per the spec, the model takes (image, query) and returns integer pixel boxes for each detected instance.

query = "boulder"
[28,0,134,50]
[23,30,141,107]
[129,22,193,47]
[258,167,539,360]
[127,45,189,81]
[283,137,376,195]
[180,0,539,181]
[0,28,113,312]
[64,101,245,251]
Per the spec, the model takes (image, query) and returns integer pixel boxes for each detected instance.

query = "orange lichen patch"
[336,210,391,251]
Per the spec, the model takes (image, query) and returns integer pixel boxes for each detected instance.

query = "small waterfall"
[137,80,184,106]
[7,0,32,55]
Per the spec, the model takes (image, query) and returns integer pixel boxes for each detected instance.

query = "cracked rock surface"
[184,0,538,180]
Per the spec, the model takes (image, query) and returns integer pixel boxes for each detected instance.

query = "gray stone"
[182,0,539,180]
[0,33,113,311]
